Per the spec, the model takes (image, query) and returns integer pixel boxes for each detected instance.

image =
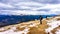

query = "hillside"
[0,16,60,34]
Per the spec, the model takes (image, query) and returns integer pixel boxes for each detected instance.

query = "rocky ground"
[0,16,60,34]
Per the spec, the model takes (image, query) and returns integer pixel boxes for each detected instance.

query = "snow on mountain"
[0,16,60,34]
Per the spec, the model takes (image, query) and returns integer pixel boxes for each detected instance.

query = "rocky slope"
[0,16,60,34]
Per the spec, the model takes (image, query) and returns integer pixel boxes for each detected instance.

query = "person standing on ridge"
[39,15,43,24]
[46,16,47,19]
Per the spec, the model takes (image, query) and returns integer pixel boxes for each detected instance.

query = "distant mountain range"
[0,15,56,27]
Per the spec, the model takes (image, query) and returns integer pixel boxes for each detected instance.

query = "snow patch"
[0,26,29,34]
[45,20,60,34]
[55,29,60,34]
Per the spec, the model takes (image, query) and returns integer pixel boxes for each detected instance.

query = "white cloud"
[0,1,60,15]
[13,2,45,10]
[40,4,60,9]
[0,10,57,15]
[0,3,13,8]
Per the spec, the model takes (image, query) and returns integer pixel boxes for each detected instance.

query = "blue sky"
[0,0,60,15]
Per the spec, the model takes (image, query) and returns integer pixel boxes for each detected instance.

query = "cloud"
[0,9,60,15]
[0,3,13,8]
[0,0,60,15]
[34,0,60,4]
[0,1,45,10]
[0,0,60,4]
